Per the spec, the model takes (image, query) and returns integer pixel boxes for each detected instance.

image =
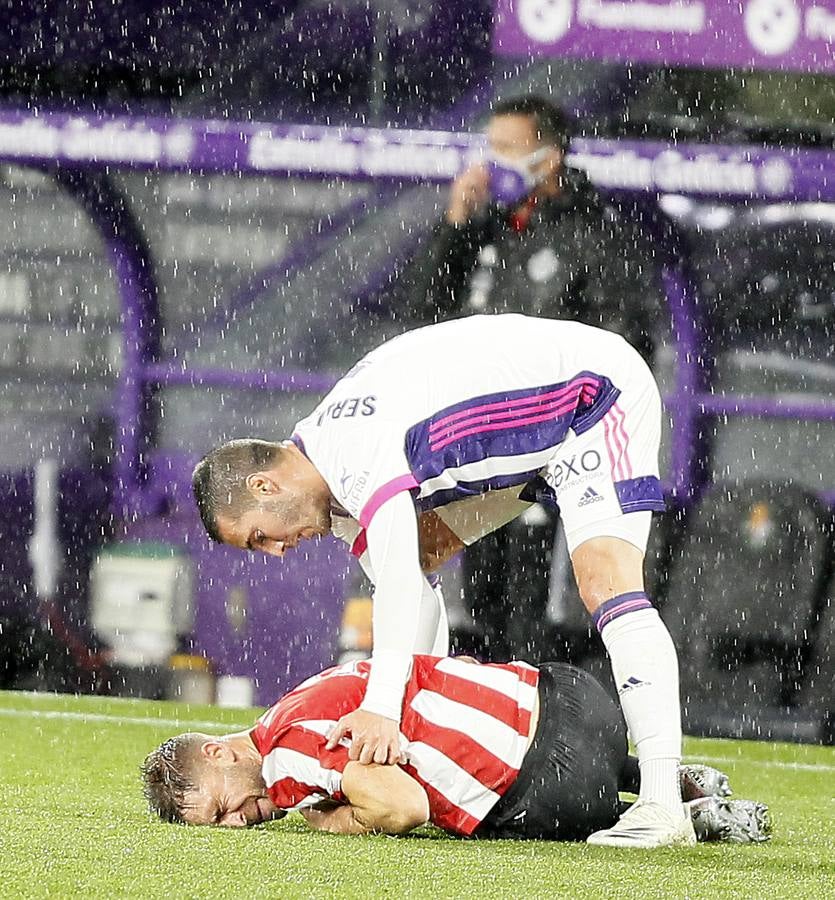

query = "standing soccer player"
[192,314,692,847]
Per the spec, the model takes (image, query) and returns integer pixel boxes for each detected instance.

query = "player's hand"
[446,163,489,225]
[326,710,402,766]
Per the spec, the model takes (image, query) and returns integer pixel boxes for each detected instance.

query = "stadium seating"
[663,480,833,743]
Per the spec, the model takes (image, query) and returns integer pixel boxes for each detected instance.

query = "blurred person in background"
[404,94,662,663]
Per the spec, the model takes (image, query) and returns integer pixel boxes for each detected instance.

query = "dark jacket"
[404,166,662,360]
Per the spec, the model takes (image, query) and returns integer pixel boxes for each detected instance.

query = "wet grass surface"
[1,690,833,899]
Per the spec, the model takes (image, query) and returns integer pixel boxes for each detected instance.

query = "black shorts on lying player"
[477,662,632,840]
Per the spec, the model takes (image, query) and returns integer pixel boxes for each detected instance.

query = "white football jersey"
[294,314,638,544]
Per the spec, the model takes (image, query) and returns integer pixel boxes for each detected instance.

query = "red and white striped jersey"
[250,655,539,835]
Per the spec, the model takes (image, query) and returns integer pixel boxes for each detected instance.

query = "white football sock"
[597,602,684,818]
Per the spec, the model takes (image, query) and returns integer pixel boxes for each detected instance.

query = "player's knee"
[571,538,645,613]
[574,571,619,613]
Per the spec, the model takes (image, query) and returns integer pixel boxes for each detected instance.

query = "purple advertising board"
[494,0,835,73]
[0,109,833,202]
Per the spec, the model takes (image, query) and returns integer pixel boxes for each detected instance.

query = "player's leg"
[544,359,692,848]
[475,662,627,841]
[570,537,692,847]
[572,531,689,827]
[531,661,631,840]
[461,528,512,659]
[414,574,449,656]
[621,756,772,843]
[619,754,641,794]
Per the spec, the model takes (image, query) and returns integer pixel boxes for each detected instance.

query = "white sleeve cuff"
[360,650,413,721]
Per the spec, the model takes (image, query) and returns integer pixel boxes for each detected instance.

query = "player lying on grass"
[141,655,770,843]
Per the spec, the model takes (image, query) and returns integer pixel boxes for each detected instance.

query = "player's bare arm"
[299,762,429,835]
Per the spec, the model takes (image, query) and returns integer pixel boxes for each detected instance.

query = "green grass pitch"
[1,690,833,899]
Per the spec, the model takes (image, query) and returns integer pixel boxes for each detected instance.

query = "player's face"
[182,762,280,828]
[217,491,332,558]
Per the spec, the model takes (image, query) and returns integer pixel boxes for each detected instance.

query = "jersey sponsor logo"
[341,469,370,509]
[549,450,601,488]
[315,395,376,426]
[339,468,354,496]
[578,485,604,507]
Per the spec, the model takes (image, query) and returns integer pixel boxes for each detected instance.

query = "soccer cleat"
[687,797,772,844]
[679,763,732,801]
[587,800,696,848]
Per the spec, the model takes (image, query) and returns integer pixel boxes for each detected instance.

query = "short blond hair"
[140,733,205,824]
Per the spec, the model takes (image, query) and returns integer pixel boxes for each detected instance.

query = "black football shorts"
[476,661,627,841]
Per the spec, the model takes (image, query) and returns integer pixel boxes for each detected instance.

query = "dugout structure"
[0,103,833,722]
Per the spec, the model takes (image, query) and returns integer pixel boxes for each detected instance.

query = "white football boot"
[587,800,697,849]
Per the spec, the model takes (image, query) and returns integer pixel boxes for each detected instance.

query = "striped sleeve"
[261,723,350,811]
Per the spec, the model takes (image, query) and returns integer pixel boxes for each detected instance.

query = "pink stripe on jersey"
[580,380,599,406]
[358,474,419,528]
[350,529,367,558]
[613,402,633,478]
[428,378,600,435]
[595,598,651,631]
[605,402,633,480]
[603,404,630,480]
[429,402,582,453]
[429,392,595,450]
[608,405,626,478]
[603,409,618,474]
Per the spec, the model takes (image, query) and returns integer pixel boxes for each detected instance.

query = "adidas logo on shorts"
[619,676,649,694]
[578,486,604,507]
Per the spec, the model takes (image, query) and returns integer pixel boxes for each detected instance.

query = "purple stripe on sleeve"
[406,373,618,487]
[428,377,600,435]
[429,400,585,452]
